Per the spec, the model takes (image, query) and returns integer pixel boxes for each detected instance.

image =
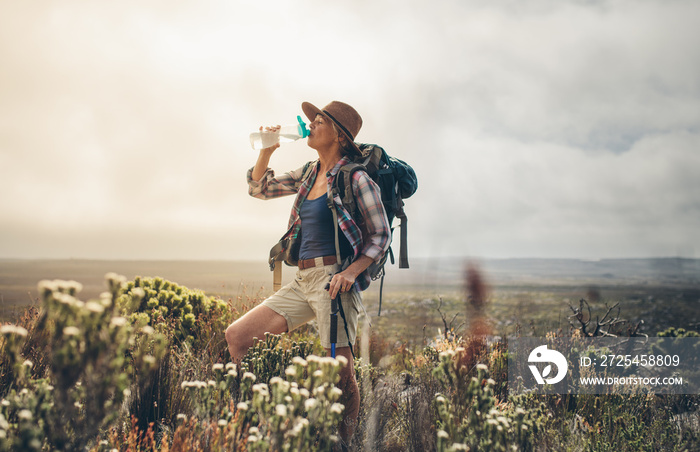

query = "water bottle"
[249,115,310,150]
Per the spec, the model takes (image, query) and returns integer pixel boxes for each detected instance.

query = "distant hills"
[383,257,700,288]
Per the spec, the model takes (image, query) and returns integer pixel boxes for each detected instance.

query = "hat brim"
[302,101,362,156]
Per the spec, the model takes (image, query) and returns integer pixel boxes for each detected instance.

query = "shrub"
[432,348,534,452]
[0,275,166,451]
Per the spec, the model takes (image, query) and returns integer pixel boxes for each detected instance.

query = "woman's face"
[307,114,340,151]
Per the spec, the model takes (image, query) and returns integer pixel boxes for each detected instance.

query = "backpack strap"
[395,198,409,269]
[294,160,316,190]
[269,160,316,293]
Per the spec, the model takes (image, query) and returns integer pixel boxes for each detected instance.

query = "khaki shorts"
[261,263,361,349]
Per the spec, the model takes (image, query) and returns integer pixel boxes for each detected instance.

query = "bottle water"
[249,115,310,150]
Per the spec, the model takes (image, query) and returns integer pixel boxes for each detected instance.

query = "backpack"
[268,144,417,316]
[332,143,418,315]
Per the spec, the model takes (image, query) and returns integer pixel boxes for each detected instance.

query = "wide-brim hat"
[302,101,363,156]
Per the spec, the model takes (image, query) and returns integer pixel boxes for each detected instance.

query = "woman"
[225,101,391,443]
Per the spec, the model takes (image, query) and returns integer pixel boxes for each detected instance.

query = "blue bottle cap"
[297,115,310,138]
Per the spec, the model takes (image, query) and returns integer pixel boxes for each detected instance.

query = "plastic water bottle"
[249,116,310,150]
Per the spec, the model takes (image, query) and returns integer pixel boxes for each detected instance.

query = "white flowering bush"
[173,334,345,451]
[433,349,534,452]
[243,354,346,451]
[0,274,166,451]
[240,332,318,384]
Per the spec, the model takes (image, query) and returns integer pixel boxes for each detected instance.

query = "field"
[1,257,699,451]
[3,257,699,337]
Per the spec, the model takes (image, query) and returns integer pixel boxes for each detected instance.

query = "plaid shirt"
[247,155,390,291]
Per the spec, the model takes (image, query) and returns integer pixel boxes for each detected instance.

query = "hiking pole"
[326,282,339,358]
[330,294,339,359]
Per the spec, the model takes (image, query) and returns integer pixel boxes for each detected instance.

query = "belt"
[298,255,337,270]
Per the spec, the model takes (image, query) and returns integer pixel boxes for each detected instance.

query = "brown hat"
[302,101,363,156]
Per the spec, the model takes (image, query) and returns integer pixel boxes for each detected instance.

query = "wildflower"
[249,427,260,435]
[248,435,259,442]
[1,400,9,407]
[0,325,28,337]
[486,378,496,386]
[110,317,128,328]
[123,388,132,398]
[438,430,449,439]
[177,414,187,422]
[212,363,224,372]
[476,363,488,371]
[330,387,343,399]
[37,280,59,293]
[275,404,288,417]
[63,326,81,336]
[22,360,33,369]
[313,370,323,378]
[131,287,145,299]
[330,403,344,415]
[305,398,317,410]
[336,355,348,367]
[292,356,308,367]
[18,410,32,420]
[237,402,249,411]
[65,280,83,293]
[225,362,236,371]
[218,419,228,427]
[208,380,216,387]
[227,369,237,378]
[243,372,256,383]
[285,367,297,377]
[85,301,105,314]
[269,377,283,386]
[105,273,127,284]
[143,355,156,366]
[291,418,309,437]
[439,351,452,360]
[54,293,75,306]
[140,326,155,335]
[299,388,310,398]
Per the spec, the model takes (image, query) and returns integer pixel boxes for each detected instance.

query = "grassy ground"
[1,259,698,451]
[3,259,698,338]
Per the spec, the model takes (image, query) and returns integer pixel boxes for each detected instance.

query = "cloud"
[1,0,699,260]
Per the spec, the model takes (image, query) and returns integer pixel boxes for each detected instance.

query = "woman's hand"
[328,270,357,300]
[251,125,280,181]
[326,255,374,299]
[260,125,281,153]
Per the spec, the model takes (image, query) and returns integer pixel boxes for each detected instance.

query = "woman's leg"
[327,346,359,445]
[225,304,288,362]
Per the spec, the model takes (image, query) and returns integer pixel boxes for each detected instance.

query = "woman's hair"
[329,120,355,155]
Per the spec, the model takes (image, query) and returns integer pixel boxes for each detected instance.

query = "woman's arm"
[327,171,391,298]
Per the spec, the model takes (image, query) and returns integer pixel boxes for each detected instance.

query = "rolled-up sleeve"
[352,171,391,262]
[247,165,306,200]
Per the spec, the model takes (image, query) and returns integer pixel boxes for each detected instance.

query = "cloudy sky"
[1,0,699,261]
